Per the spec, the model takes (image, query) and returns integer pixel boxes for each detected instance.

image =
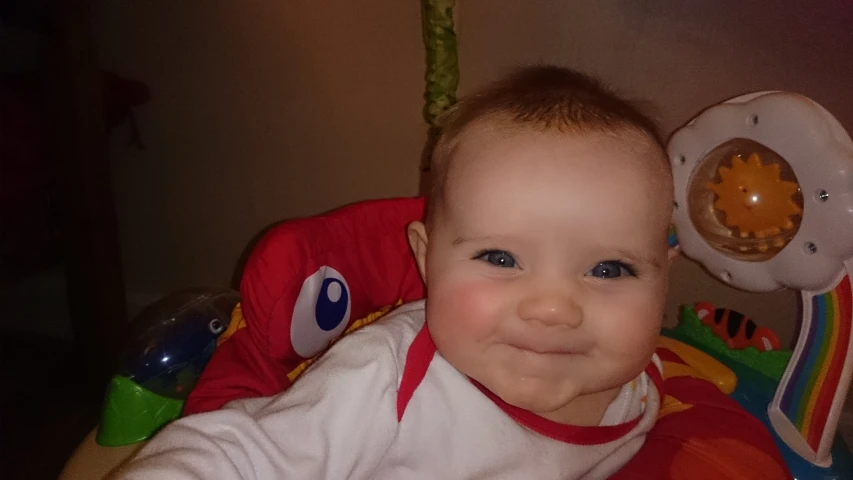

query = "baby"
[115,66,676,479]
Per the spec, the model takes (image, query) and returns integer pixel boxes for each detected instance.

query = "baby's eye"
[475,250,517,268]
[588,261,636,279]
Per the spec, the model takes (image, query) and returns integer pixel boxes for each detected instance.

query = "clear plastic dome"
[687,138,803,262]
[117,288,240,399]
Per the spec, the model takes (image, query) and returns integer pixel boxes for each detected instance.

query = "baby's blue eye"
[476,250,517,268]
[589,261,635,279]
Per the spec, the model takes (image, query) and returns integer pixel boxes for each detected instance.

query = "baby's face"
[414,124,674,423]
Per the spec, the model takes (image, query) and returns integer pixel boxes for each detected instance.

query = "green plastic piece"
[662,305,792,382]
[420,0,459,170]
[96,375,184,447]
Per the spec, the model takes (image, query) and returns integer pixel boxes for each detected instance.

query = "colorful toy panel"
[669,90,853,469]
[664,304,853,479]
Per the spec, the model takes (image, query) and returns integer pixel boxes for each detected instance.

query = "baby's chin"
[487,376,582,416]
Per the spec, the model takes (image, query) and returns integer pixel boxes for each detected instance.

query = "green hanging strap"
[421,0,459,171]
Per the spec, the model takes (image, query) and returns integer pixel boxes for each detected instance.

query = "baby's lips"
[506,339,585,355]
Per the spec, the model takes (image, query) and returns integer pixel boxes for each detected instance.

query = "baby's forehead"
[439,126,671,221]
[448,122,669,184]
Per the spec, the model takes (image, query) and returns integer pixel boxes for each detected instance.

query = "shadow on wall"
[227,127,438,291]
[227,219,287,290]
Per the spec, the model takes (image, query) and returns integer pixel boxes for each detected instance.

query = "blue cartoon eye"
[316,278,349,331]
[290,266,352,358]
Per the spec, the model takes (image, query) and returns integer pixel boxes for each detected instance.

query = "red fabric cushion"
[184,197,426,414]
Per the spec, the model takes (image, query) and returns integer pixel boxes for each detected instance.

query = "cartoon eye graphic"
[315,277,349,331]
[291,266,351,358]
[208,319,225,335]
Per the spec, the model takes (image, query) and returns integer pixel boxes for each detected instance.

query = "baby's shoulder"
[329,299,426,367]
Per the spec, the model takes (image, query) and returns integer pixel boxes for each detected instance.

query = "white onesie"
[115,300,661,479]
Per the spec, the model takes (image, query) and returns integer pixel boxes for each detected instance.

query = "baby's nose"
[517,293,582,328]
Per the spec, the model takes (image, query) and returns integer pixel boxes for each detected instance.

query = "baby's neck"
[538,387,622,426]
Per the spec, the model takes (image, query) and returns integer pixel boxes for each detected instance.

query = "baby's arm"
[112,327,402,479]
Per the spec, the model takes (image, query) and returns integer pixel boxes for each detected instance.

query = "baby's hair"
[427,65,666,226]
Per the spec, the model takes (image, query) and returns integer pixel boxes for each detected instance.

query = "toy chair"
[61,196,795,479]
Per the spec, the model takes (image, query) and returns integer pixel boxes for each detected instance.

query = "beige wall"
[91,1,427,302]
[91,1,853,352]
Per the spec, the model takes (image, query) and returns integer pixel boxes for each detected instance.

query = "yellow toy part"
[657,336,737,395]
[705,152,802,252]
[216,302,247,347]
[656,336,738,420]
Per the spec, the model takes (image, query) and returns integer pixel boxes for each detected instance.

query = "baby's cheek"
[432,280,506,338]
[594,299,661,355]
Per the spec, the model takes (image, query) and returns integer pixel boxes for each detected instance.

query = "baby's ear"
[667,247,679,266]
[407,221,429,281]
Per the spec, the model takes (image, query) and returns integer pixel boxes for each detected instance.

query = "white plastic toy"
[669,91,853,467]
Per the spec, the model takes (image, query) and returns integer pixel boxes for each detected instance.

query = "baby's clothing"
[115,300,661,479]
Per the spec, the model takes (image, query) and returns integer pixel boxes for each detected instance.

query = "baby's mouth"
[507,341,583,356]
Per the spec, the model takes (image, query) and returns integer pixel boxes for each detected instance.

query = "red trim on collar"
[397,325,665,446]
[472,362,663,445]
[396,324,437,421]
[646,360,664,397]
